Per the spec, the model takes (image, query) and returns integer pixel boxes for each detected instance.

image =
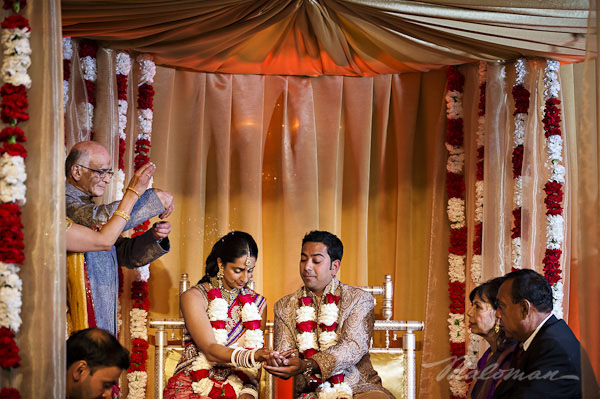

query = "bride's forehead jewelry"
[245,244,252,267]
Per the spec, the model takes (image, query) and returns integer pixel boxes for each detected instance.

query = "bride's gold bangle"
[113,210,130,222]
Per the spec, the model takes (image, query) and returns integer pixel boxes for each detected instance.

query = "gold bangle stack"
[126,186,141,198]
[113,209,131,222]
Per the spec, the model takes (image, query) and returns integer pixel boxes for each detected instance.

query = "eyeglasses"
[76,164,115,179]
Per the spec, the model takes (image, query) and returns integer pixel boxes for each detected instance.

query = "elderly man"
[494,269,581,399]
[66,140,174,334]
[66,328,129,399]
[265,231,393,399]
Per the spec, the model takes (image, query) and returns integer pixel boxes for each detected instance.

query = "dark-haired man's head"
[300,231,343,297]
[66,328,129,399]
[496,269,553,342]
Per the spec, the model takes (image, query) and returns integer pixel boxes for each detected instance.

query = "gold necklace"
[210,276,240,306]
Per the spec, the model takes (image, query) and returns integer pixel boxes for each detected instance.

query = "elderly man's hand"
[152,221,171,241]
[154,189,174,218]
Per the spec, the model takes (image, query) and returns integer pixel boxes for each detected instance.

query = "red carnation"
[63,59,71,82]
[299,297,313,306]
[243,320,261,330]
[207,288,222,300]
[0,328,21,369]
[0,247,25,265]
[0,126,26,142]
[211,320,226,329]
[512,144,523,178]
[134,154,150,170]
[512,85,530,115]
[78,39,98,58]
[543,249,562,285]
[328,373,344,385]
[449,341,465,369]
[473,222,482,255]
[0,388,21,399]
[3,0,27,11]
[446,118,464,147]
[116,74,128,100]
[118,138,126,170]
[302,348,318,358]
[0,14,29,29]
[238,294,254,305]
[324,293,340,305]
[137,84,154,110]
[446,172,465,199]
[511,208,522,239]
[446,66,465,92]
[319,322,338,332]
[84,80,96,107]
[478,82,486,116]
[296,320,317,333]
[448,281,465,314]
[0,143,27,158]
[449,226,468,256]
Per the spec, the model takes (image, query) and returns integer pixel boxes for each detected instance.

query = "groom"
[265,230,392,399]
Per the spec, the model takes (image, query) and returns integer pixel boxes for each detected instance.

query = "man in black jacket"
[493,269,581,399]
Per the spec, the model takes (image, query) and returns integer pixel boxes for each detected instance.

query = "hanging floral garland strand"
[510,59,529,272]
[115,52,131,200]
[77,39,98,140]
[445,65,468,399]
[0,1,30,397]
[127,54,155,399]
[466,61,487,373]
[62,37,72,116]
[541,60,565,318]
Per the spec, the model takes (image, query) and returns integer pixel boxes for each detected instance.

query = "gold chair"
[149,274,424,399]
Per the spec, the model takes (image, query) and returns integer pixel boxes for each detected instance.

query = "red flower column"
[445,66,468,399]
[0,2,30,398]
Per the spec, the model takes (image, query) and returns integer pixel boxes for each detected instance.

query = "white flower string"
[62,37,72,116]
[510,58,530,272]
[296,280,352,399]
[126,53,156,399]
[188,286,263,397]
[466,62,487,372]
[77,40,98,139]
[541,60,564,318]
[0,6,30,398]
[115,52,131,200]
[444,66,468,399]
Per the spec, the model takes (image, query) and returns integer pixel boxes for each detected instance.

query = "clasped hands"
[262,349,306,380]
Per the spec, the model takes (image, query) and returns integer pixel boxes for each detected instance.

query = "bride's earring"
[217,267,224,288]
[494,318,500,334]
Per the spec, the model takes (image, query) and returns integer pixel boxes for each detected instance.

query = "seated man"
[66,328,129,399]
[494,269,581,398]
[265,230,393,399]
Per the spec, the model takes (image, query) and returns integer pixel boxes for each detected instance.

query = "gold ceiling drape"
[61,0,588,76]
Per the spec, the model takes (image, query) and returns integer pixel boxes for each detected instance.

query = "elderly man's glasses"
[77,164,114,179]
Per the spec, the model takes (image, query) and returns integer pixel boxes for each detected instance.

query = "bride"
[164,231,275,399]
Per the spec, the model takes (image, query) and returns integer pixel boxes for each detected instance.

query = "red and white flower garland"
[188,288,263,398]
[115,52,131,200]
[541,60,564,318]
[62,37,72,116]
[445,65,468,399]
[510,59,530,272]
[296,282,352,399]
[127,54,155,399]
[466,61,487,372]
[77,39,98,140]
[0,1,30,398]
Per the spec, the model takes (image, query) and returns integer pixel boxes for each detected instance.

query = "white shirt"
[522,314,552,351]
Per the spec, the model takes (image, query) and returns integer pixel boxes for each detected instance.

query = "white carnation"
[513,114,526,146]
[296,305,316,323]
[207,297,228,321]
[191,378,214,396]
[318,303,339,326]
[63,80,69,108]
[546,134,563,161]
[126,371,147,399]
[80,56,97,81]
[213,328,228,345]
[546,214,564,248]
[446,152,465,174]
[318,331,337,351]
[552,282,564,319]
[296,331,317,353]
[449,376,469,396]
[445,143,464,156]
[448,314,466,343]
[116,52,132,75]
[447,198,465,228]
[476,116,486,147]
[0,154,27,204]
[130,308,148,340]
[138,109,153,133]
[241,302,261,322]
[512,237,522,270]
[191,353,212,371]
[115,170,125,201]
[134,265,150,282]
[62,37,73,60]
[137,54,156,84]
[448,254,465,283]
[513,176,522,208]
[515,58,527,85]
[242,329,264,349]
[550,163,565,183]
[470,255,482,285]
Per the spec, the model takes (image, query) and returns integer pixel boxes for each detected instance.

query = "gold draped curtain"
[61,0,588,76]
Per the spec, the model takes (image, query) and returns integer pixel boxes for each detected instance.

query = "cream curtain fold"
[61,0,587,76]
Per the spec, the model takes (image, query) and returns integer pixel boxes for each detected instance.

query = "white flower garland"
[0,262,22,332]
[511,59,528,271]
[79,44,96,133]
[126,371,147,399]
[0,153,26,204]
[1,27,31,88]
[115,52,131,200]
[296,282,351,399]
[62,38,72,113]
[543,60,565,319]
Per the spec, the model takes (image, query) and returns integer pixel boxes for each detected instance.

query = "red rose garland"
[127,54,156,399]
[510,59,529,271]
[77,39,98,140]
[444,65,467,399]
[541,60,565,318]
[0,2,29,398]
